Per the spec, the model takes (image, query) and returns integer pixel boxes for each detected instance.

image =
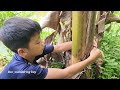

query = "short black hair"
[0,17,41,53]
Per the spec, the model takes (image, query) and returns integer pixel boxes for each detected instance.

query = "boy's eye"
[36,42,40,44]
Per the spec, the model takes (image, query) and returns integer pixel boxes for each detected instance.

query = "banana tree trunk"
[72,11,96,79]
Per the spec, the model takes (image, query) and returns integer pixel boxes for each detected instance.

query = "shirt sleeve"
[17,64,48,79]
[33,44,54,64]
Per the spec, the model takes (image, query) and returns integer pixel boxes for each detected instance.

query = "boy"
[0,17,101,79]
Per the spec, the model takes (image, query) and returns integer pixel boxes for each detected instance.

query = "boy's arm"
[52,41,72,53]
[35,42,71,64]
[45,47,101,79]
[52,39,97,53]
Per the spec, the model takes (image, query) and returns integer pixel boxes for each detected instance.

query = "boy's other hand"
[89,47,102,61]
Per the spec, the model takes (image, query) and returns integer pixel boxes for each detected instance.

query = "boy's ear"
[17,48,28,56]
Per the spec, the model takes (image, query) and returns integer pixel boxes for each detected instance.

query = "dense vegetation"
[0,11,120,79]
[99,22,120,79]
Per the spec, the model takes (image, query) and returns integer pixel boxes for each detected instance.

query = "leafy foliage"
[49,61,64,68]
[98,22,120,79]
[0,42,14,66]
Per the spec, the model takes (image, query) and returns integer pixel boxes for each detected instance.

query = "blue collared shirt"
[0,44,54,79]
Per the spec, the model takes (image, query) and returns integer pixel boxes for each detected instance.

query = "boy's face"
[27,32,44,57]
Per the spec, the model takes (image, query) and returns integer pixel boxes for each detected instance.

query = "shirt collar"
[14,53,28,63]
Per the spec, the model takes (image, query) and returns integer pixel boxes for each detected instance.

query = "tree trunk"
[72,11,96,79]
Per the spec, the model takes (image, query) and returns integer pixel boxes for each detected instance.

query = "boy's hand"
[89,47,102,61]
